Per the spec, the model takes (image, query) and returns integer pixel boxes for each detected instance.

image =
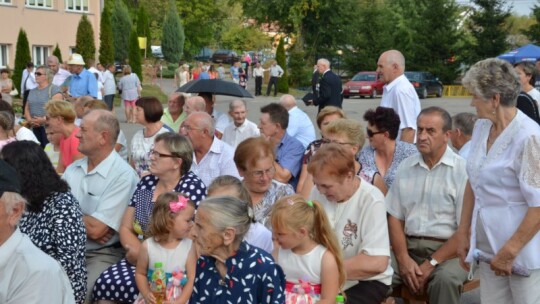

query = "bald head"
[188,111,215,136]
[47,55,60,73]
[382,50,405,70]
[88,109,119,145]
[377,50,405,84]
[279,94,297,110]
[184,96,206,116]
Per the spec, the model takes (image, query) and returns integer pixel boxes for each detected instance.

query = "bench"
[390,279,480,304]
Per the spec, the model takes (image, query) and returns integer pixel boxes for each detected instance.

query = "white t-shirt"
[16,126,40,144]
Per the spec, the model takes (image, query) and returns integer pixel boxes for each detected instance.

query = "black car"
[404,71,443,99]
[211,50,239,64]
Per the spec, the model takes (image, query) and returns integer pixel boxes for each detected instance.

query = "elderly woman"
[24,65,63,147]
[130,96,172,176]
[93,132,206,303]
[2,141,87,304]
[233,136,295,229]
[308,143,393,303]
[297,106,346,198]
[118,65,141,123]
[359,107,418,194]
[45,100,83,173]
[190,196,285,303]
[457,58,540,303]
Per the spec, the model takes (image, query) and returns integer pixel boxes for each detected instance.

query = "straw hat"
[67,53,85,65]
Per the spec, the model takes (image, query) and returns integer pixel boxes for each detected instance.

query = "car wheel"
[420,88,428,99]
[370,89,377,99]
[344,95,350,99]
[436,87,443,97]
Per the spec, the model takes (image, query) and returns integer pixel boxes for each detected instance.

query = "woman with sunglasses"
[92,132,207,303]
[359,107,417,194]
[24,66,63,147]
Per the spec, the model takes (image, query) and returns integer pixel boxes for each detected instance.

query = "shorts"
[124,99,136,107]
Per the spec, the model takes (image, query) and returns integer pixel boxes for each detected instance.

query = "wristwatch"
[427,256,439,267]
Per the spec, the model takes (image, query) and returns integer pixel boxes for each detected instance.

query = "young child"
[207,175,273,254]
[44,128,62,169]
[135,192,197,304]
[271,194,345,304]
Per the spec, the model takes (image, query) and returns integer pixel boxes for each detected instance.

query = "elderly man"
[66,53,98,100]
[377,50,421,143]
[47,55,71,87]
[0,160,75,303]
[450,112,477,160]
[199,92,231,137]
[259,103,304,188]
[183,95,206,116]
[180,111,239,186]
[161,92,187,132]
[102,63,116,111]
[265,60,284,97]
[279,94,316,148]
[63,110,138,303]
[222,99,259,148]
[310,58,343,111]
[386,107,468,304]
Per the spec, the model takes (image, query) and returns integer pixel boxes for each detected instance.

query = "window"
[0,0,12,5]
[0,45,9,68]
[65,0,89,12]
[33,46,50,66]
[25,0,52,8]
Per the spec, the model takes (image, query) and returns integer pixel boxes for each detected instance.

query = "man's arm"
[400,128,416,143]
[388,215,422,292]
[273,161,292,183]
[83,215,112,242]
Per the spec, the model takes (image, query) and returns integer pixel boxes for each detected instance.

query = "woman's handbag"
[9,88,18,96]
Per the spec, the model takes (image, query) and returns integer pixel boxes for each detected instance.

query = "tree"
[523,3,540,44]
[53,43,63,63]
[136,5,151,56]
[276,37,289,93]
[128,27,143,80]
[75,14,96,65]
[467,0,511,63]
[161,0,184,63]
[12,29,31,98]
[99,5,115,65]
[112,0,132,63]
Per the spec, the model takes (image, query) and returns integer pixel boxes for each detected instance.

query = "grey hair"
[229,99,247,111]
[0,111,14,131]
[462,58,521,107]
[452,112,477,136]
[385,50,406,70]
[154,133,193,175]
[36,65,54,84]
[90,109,119,144]
[1,192,27,223]
[192,112,215,136]
[198,196,253,242]
[318,58,331,68]
[207,175,251,204]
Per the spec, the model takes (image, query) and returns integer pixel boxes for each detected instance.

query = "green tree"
[128,27,143,80]
[523,3,540,44]
[276,37,289,93]
[53,43,63,63]
[288,45,311,88]
[99,5,115,65]
[12,28,31,98]
[75,14,96,65]
[161,0,184,63]
[467,0,511,63]
[112,0,132,62]
[136,5,151,56]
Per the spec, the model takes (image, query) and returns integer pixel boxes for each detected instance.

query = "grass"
[112,83,168,107]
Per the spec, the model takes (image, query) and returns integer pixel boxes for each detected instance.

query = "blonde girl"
[135,192,197,304]
[271,194,345,304]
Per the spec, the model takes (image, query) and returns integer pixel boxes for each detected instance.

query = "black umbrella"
[176,79,254,98]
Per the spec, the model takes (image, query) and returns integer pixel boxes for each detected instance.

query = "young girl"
[135,192,197,304]
[271,194,345,304]
[44,128,62,168]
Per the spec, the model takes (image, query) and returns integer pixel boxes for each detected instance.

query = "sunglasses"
[366,128,386,137]
[35,72,44,76]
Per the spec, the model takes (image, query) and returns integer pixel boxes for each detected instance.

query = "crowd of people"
[0,49,539,304]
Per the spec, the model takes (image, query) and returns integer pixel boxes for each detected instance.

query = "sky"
[459,0,537,16]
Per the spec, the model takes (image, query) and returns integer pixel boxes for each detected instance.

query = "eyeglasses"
[149,149,178,159]
[248,166,276,178]
[366,128,386,138]
[35,72,44,76]
[321,138,356,145]
[180,124,203,132]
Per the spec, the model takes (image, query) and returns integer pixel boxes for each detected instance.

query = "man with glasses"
[259,103,304,189]
[63,109,138,303]
[180,111,239,186]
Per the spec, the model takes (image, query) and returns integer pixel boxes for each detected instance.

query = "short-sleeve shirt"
[286,107,316,148]
[69,68,98,98]
[28,84,61,117]
[59,126,80,169]
[189,137,240,187]
[160,108,187,133]
[276,133,304,189]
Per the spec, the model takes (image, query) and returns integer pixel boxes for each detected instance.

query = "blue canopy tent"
[498,44,540,64]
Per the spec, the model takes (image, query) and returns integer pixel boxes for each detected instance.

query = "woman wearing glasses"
[233,137,294,230]
[359,107,417,194]
[24,66,63,147]
[93,132,206,303]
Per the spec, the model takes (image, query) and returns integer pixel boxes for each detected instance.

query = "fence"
[443,85,472,97]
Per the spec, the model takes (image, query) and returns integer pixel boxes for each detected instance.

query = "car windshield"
[405,72,422,81]
[352,73,376,81]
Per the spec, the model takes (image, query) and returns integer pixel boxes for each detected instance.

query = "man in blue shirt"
[66,53,98,100]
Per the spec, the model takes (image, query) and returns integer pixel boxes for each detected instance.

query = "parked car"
[194,47,213,62]
[343,72,384,99]
[404,71,443,99]
[151,45,164,59]
[211,50,239,64]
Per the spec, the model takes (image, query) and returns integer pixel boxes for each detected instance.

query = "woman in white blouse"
[457,58,540,304]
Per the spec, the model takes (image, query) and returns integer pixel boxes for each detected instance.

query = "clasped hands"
[398,256,435,295]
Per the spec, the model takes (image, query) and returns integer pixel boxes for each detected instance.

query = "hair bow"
[169,195,188,213]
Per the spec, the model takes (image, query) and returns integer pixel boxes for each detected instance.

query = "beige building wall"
[0,0,102,69]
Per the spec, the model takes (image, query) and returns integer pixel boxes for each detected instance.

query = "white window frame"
[25,0,53,9]
[65,0,89,13]
[0,0,13,5]
[0,45,9,69]
[33,45,50,67]
[69,47,77,55]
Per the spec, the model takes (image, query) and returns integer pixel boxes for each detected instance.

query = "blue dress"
[190,241,286,304]
[93,172,207,303]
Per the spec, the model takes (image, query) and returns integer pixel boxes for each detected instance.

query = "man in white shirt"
[450,112,477,160]
[102,64,117,111]
[0,160,75,303]
[20,62,37,115]
[279,94,316,148]
[386,107,468,304]
[47,55,71,87]
[265,61,284,97]
[377,50,421,143]
[222,99,259,148]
